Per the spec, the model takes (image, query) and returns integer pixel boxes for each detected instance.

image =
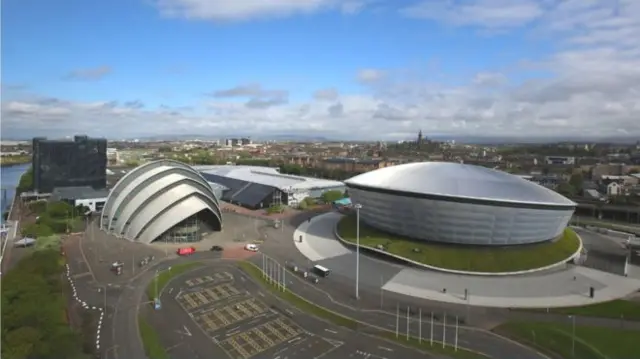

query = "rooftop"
[51,186,110,201]
[345,162,576,207]
[195,165,344,191]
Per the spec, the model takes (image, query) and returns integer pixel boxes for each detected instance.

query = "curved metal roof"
[345,162,576,207]
[100,160,222,243]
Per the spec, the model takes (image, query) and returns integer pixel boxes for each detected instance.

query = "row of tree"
[1,250,91,359]
[21,201,88,238]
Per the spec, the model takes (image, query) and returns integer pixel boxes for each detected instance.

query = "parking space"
[185,272,233,287]
[218,317,304,359]
[177,283,242,311]
[194,298,270,333]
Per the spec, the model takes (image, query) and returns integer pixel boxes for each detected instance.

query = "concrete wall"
[349,187,575,245]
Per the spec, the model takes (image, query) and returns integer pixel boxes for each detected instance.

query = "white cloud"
[153,0,364,21]
[2,0,639,140]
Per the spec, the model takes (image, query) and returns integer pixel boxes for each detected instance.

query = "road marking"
[258,292,265,297]
[378,346,393,352]
[168,288,174,294]
[183,325,192,337]
[324,329,338,334]
[288,337,302,344]
[285,309,294,316]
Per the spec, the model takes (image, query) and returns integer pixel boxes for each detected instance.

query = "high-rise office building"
[32,135,107,193]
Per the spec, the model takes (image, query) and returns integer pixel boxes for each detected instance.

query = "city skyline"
[1,0,639,140]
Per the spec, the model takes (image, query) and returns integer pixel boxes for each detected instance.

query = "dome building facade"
[345,162,576,246]
[100,160,222,244]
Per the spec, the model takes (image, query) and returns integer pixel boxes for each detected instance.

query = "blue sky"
[1,0,638,140]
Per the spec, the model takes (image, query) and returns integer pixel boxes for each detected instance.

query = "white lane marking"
[324,329,338,334]
[378,346,393,352]
[183,325,192,337]
[288,337,302,344]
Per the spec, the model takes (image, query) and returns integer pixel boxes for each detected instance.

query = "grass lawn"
[238,261,488,359]
[337,215,581,273]
[494,321,640,359]
[138,315,170,359]
[145,262,202,300]
[542,300,640,321]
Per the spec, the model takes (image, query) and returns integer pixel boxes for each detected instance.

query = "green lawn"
[337,215,581,273]
[494,321,640,359]
[238,261,488,359]
[138,315,170,359]
[146,262,203,300]
[543,300,640,321]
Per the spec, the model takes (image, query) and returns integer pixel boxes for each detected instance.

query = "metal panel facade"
[100,160,222,243]
[349,187,575,245]
[32,135,107,193]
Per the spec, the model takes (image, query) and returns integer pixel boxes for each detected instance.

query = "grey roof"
[195,165,344,191]
[51,186,110,200]
[345,162,576,207]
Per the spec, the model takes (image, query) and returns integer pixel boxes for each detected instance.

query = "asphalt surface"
[146,262,431,359]
[60,211,639,359]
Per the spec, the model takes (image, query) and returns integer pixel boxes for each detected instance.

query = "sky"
[1,0,639,140]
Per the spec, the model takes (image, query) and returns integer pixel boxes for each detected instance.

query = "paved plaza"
[294,212,640,308]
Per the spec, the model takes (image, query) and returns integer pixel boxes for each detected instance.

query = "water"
[0,163,30,223]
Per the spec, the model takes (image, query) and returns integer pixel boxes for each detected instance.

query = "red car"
[177,247,196,256]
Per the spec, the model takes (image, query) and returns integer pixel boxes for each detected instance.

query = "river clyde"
[1,163,30,223]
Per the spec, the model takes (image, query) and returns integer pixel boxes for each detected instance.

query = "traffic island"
[145,262,203,300]
[238,261,490,359]
[336,214,581,274]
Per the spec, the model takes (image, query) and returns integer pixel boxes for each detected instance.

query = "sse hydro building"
[345,162,576,246]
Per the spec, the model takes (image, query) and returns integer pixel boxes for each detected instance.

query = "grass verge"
[145,261,202,300]
[494,321,640,359]
[537,299,640,321]
[238,261,488,359]
[138,315,170,359]
[337,215,580,273]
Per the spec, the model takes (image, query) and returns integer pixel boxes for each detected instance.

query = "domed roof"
[100,159,222,243]
[345,162,576,207]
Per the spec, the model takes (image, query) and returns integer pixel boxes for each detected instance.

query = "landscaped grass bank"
[541,299,640,321]
[494,321,640,359]
[138,315,170,359]
[337,215,581,273]
[145,262,203,300]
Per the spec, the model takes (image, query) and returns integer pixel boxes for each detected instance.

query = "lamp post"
[354,203,362,300]
[569,315,576,357]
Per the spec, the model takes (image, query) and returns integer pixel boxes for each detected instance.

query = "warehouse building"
[196,165,345,210]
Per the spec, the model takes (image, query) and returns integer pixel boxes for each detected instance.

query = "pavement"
[57,209,640,359]
[146,262,431,359]
[292,212,640,308]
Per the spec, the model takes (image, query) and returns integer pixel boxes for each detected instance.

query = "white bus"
[312,265,331,277]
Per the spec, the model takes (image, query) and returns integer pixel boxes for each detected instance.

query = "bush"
[16,167,34,193]
[21,223,55,238]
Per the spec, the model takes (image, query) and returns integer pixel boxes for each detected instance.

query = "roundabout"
[335,214,582,274]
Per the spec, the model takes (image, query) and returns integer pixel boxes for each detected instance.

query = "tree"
[16,167,34,193]
[321,190,345,203]
[21,223,54,238]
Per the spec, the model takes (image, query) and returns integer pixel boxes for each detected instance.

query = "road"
[155,262,437,359]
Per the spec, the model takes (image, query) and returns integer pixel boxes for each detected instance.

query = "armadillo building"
[100,160,222,244]
[345,162,576,246]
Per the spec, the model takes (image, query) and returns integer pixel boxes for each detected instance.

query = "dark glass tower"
[32,135,107,193]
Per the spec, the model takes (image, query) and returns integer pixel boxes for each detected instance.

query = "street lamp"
[354,203,362,300]
[569,315,576,358]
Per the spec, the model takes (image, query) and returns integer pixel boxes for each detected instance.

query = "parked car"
[210,245,224,252]
[177,247,196,256]
[244,243,259,252]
